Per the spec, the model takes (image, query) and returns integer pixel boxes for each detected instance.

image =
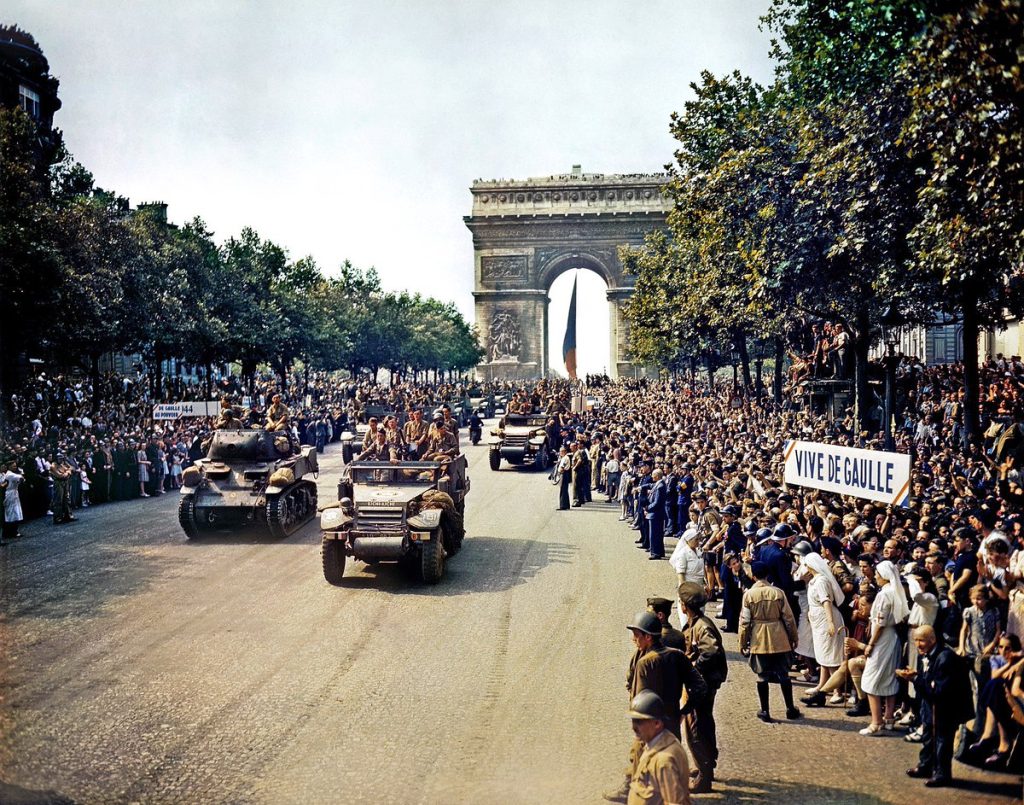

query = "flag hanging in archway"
[562,274,578,380]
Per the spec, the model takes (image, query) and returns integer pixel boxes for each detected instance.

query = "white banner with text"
[783,439,911,506]
[152,401,220,420]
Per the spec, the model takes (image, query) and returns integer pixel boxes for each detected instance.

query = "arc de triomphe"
[465,168,669,380]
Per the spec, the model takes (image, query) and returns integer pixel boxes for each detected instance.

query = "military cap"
[646,596,673,616]
[677,581,708,608]
[626,611,662,636]
[692,491,708,501]
[720,503,741,518]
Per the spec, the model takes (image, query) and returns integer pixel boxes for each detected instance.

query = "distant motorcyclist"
[468,410,484,445]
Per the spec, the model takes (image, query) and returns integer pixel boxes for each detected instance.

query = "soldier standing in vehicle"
[403,408,429,458]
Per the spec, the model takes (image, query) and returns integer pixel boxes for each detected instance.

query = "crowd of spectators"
[544,355,1024,793]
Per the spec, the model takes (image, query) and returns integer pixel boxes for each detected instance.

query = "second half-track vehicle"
[487,413,553,472]
[178,429,319,539]
[320,455,469,585]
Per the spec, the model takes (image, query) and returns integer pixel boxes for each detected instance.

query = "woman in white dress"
[859,559,909,735]
[1,462,25,542]
[801,552,848,706]
[792,543,817,681]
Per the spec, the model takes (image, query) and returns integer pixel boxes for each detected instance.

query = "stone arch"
[466,170,669,380]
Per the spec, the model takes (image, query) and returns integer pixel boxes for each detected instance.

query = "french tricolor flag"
[562,274,578,380]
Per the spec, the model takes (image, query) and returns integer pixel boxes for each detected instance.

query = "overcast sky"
[7,1,775,375]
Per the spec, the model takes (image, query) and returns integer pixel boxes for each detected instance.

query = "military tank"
[178,429,319,539]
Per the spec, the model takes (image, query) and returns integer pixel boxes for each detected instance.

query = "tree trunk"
[205,362,213,399]
[153,345,165,402]
[962,300,981,445]
[853,305,871,433]
[736,332,752,387]
[774,337,784,405]
[705,353,715,392]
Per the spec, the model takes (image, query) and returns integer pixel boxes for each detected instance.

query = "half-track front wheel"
[420,531,446,584]
[535,445,551,472]
[178,495,200,540]
[321,535,347,585]
[489,450,501,472]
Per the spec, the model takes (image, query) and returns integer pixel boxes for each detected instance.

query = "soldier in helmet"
[625,690,691,805]
[606,611,706,804]
[423,416,459,461]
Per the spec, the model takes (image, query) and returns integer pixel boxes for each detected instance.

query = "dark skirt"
[749,651,791,683]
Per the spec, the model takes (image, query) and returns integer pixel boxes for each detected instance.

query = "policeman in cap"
[647,597,685,650]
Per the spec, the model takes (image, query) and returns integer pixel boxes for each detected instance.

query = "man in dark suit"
[898,624,974,788]
[634,463,653,552]
[646,469,667,559]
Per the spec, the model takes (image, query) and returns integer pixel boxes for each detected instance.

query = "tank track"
[178,494,200,540]
[266,480,318,539]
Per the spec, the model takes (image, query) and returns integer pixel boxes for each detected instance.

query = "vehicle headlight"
[322,508,342,525]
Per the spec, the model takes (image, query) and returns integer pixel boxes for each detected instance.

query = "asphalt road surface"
[1,433,1021,804]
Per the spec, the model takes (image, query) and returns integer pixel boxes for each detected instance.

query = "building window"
[18,85,41,119]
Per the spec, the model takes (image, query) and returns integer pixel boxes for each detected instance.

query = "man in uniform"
[625,691,691,805]
[678,582,728,793]
[265,393,290,432]
[356,429,400,463]
[403,408,430,459]
[647,597,686,650]
[606,611,706,803]
[424,417,459,461]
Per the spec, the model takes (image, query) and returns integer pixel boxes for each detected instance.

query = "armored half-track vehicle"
[178,430,319,539]
[487,413,553,472]
[320,455,469,585]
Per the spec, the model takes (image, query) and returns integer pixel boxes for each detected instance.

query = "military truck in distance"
[339,402,404,464]
[320,456,469,585]
[178,430,319,539]
[487,413,553,472]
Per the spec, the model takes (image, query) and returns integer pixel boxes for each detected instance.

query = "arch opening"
[546,267,612,379]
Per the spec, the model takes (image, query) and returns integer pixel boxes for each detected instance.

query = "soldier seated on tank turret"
[355,428,401,464]
[214,397,245,430]
[265,393,290,432]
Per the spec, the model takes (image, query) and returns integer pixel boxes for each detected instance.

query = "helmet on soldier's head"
[756,527,773,543]
[792,540,814,557]
[626,611,662,636]
[772,523,795,540]
[628,690,667,721]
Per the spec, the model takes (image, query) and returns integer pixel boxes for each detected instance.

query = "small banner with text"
[152,401,221,420]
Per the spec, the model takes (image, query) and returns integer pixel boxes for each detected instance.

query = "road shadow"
[0,780,77,804]
[708,777,899,804]
[335,536,578,596]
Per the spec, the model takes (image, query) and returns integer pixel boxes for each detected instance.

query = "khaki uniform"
[425,430,459,459]
[266,401,290,432]
[628,729,691,805]
[403,419,429,452]
[738,580,798,654]
[682,614,727,786]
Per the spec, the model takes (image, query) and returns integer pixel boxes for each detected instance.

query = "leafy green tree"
[900,0,1024,441]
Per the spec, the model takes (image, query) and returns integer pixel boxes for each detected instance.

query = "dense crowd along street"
[3,364,1024,803]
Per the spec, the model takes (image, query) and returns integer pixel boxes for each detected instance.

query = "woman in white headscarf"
[858,559,910,735]
[800,551,848,707]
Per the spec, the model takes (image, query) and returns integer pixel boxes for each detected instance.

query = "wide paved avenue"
[0,436,1019,804]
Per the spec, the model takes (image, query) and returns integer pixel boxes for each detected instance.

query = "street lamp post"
[730,347,740,389]
[880,306,903,452]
